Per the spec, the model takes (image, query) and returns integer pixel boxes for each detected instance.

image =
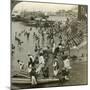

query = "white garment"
[31,76,37,85]
[36,56,45,74]
[36,64,44,74]
[29,56,34,62]
[39,56,45,65]
[53,69,59,76]
[53,61,59,76]
[52,43,56,53]
[28,64,32,73]
[63,59,71,69]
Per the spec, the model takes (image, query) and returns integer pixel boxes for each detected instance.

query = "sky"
[13,2,78,13]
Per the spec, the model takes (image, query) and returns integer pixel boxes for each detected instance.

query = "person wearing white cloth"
[52,42,56,53]
[36,53,45,74]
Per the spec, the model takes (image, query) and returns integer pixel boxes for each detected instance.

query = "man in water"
[25,29,30,40]
[15,32,23,46]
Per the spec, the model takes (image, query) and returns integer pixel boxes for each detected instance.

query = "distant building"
[56,9,78,18]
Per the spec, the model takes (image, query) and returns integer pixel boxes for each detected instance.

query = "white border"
[0,0,89,90]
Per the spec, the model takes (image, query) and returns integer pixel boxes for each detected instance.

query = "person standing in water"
[24,29,30,40]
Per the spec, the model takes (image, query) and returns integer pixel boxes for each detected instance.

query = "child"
[52,42,56,53]
[17,60,24,70]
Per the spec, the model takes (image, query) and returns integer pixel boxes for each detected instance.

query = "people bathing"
[24,30,30,40]
[15,32,23,46]
[17,60,25,70]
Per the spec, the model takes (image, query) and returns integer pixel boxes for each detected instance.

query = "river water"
[11,21,39,72]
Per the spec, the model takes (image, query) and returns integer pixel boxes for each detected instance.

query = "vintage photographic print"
[11,0,88,89]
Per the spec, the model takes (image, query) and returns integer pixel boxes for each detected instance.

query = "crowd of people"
[12,18,72,85]
[16,51,72,85]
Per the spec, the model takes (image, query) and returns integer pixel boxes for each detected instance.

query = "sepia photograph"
[11,0,88,89]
